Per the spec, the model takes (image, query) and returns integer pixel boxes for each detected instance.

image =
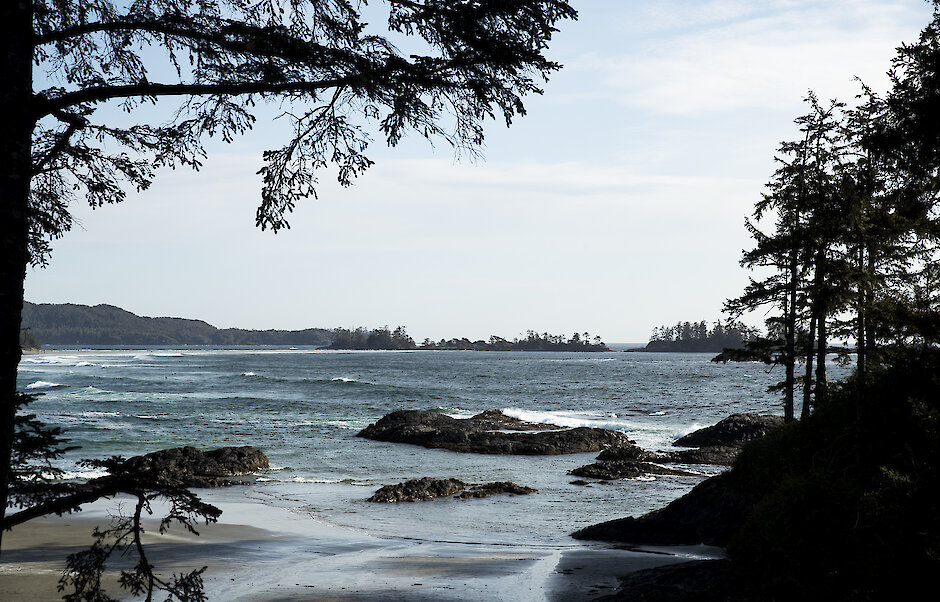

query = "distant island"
[21,302,610,351]
[327,327,610,351]
[419,331,610,352]
[641,320,758,352]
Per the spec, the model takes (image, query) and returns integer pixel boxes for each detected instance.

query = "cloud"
[579,0,931,115]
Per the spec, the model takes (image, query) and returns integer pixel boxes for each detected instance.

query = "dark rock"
[357,410,632,455]
[595,444,661,463]
[660,445,742,466]
[571,472,747,546]
[570,479,590,486]
[454,481,537,499]
[595,559,734,602]
[468,409,564,431]
[367,477,467,502]
[367,477,537,502]
[569,460,696,480]
[119,445,269,488]
[674,414,783,448]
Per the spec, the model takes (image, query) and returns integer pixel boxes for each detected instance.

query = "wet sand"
[1,493,722,601]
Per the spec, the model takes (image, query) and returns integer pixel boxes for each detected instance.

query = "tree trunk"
[783,251,798,423]
[802,314,816,420]
[815,315,829,405]
[856,245,866,383]
[0,0,34,553]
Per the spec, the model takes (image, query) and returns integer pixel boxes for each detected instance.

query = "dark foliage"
[725,350,940,600]
[9,393,76,511]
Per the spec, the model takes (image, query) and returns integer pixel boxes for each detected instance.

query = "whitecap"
[53,467,110,480]
[21,356,75,365]
[26,380,64,390]
[256,476,344,484]
[241,371,263,377]
[437,407,476,418]
[500,407,635,431]
[151,352,184,357]
[331,377,357,383]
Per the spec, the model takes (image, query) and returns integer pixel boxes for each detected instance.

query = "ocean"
[13,348,851,599]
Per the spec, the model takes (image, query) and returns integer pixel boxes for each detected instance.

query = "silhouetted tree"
[0,0,578,588]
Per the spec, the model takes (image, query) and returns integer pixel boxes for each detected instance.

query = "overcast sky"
[24,0,936,343]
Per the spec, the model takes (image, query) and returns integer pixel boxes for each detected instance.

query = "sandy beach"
[1,490,722,601]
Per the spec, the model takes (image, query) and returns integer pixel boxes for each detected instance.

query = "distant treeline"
[327,326,416,350]
[419,330,610,352]
[644,320,759,352]
[21,302,333,346]
[21,302,610,352]
[329,327,609,351]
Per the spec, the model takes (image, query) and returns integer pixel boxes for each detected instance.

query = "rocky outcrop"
[571,472,746,546]
[569,460,696,480]
[119,445,269,488]
[368,477,468,502]
[659,413,784,466]
[357,410,632,455]
[367,477,537,502]
[595,444,660,463]
[674,413,783,448]
[660,445,742,466]
[454,481,537,499]
[570,443,696,480]
[571,414,786,544]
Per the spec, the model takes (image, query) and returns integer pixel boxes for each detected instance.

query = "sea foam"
[26,380,64,389]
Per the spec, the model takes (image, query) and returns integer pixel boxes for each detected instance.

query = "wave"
[256,476,350,484]
[20,355,78,365]
[26,380,65,390]
[241,371,263,378]
[80,386,110,394]
[52,467,110,480]
[331,376,367,384]
[436,407,476,418]
[500,407,636,431]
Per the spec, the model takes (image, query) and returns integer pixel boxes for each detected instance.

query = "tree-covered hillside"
[21,302,332,346]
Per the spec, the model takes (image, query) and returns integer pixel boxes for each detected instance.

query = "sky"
[24,0,937,344]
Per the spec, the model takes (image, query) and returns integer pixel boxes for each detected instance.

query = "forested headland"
[21,302,333,346]
[643,320,759,352]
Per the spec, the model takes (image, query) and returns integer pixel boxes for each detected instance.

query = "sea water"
[16,347,848,550]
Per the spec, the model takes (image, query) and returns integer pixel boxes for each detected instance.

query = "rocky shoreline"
[356,408,785,600]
